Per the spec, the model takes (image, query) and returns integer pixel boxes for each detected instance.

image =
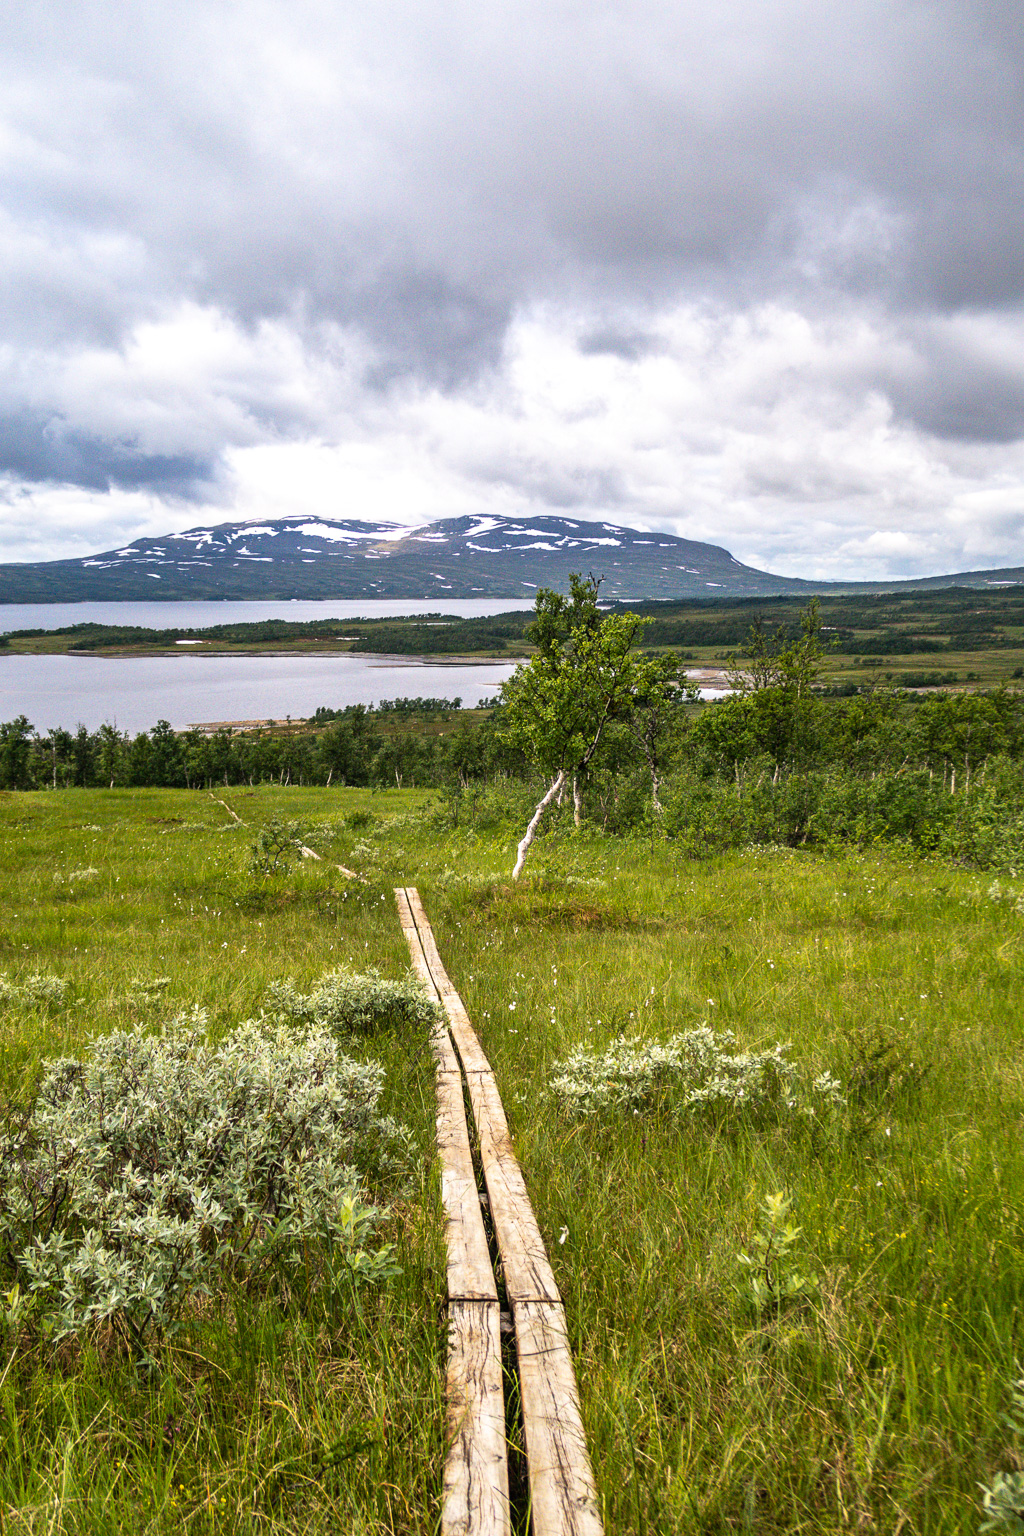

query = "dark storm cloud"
[891,364,1024,445]
[1,0,1024,578]
[0,411,217,495]
[4,0,1023,359]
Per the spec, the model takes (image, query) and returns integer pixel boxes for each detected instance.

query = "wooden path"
[395,888,603,1536]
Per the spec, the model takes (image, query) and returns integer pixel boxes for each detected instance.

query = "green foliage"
[735,1191,820,1317]
[728,598,830,698]
[0,1013,412,1354]
[547,1024,844,1124]
[0,970,69,1010]
[980,1373,1024,1530]
[499,574,653,780]
[843,1024,929,1112]
[265,966,441,1037]
[248,815,312,876]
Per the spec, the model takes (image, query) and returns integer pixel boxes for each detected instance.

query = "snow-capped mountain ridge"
[7,512,1020,602]
[40,512,777,600]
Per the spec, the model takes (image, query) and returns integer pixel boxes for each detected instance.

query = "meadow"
[1,783,1023,1533]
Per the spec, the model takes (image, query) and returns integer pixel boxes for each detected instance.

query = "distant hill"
[0,513,1022,602]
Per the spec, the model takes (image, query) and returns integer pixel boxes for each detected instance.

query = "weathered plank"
[467,1070,560,1304]
[444,1300,510,1536]
[395,887,462,1074]
[512,1301,603,1536]
[397,886,493,1298]
[437,1068,498,1302]
[404,888,493,1073]
[398,887,604,1536]
[395,886,439,1001]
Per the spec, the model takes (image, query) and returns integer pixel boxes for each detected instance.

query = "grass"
[2,785,1024,1531]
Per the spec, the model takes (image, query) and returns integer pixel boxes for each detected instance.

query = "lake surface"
[0,598,726,734]
[0,653,520,734]
[0,598,534,634]
[0,598,531,733]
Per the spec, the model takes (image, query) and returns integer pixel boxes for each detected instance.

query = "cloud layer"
[1,0,1023,578]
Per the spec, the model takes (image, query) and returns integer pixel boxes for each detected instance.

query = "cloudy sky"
[1,0,1023,580]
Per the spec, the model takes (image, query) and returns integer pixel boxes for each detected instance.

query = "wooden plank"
[437,1068,498,1302]
[398,888,603,1536]
[396,887,493,1298]
[467,1070,560,1305]
[395,887,462,1073]
[404,888,493,1074]
[395,887,437,997]
[444,1300,510,1536]
[512,1301,603,1536]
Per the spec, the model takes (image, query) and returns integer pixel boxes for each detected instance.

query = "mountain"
[0,513,1022,602]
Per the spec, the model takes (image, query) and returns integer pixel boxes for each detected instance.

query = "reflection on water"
[0,597,535,634]
[0,653,520,735]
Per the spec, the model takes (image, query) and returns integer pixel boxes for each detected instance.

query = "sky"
[1,0,1023,581]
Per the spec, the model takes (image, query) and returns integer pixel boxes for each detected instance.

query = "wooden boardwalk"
[395,887,603,1536]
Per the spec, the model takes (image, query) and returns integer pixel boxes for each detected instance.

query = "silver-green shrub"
[980,1373,1024,1531]
[0,971,69,1009]
[0,1011,412,1352]
[548,1025,844,1122]
[266,967,440,1037]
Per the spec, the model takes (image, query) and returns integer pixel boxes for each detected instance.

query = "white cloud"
[1,0,1024,579]
[2,295,1024,578]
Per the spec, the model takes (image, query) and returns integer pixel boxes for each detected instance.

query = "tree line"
[5,583,1024,874]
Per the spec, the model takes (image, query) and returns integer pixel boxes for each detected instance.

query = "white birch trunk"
[572,775,582,827]
[513,770,567,879]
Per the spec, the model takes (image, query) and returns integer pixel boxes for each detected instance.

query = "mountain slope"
[0,513,1021,602]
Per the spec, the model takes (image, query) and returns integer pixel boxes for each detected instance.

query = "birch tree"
[622,654,695,813]
[498,575,652,878]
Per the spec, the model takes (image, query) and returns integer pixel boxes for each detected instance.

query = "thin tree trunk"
[513,770,567,879]
[572,774,582,827]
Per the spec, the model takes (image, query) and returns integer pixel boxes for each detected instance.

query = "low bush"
[265,967,441,1036]
[0,971,69,1010]
[0,1011,413,1355]
[548,1024,843,1124]
[980,1371,1024,1530]
[248,815,315,876]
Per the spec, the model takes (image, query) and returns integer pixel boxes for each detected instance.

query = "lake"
[0,599,535,733]
[0,597,535,634]
[0,598,726,734]
[0,653,520,734]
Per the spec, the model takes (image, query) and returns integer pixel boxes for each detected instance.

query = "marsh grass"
[2,786,1024,1530]
[0,786,444,1533]
[420,828,1024,1534]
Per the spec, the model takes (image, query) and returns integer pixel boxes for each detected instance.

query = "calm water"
[0,653,520,734]
[0,599,725,734]
[0,598,534,633]
[0,598,530,733]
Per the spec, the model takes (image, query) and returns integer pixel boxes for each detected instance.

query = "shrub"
[265,967,441,1037]
[735,1191,819,1319]
[979,1371,1024,1531]
[548,1025,843,1124]
[0,972,69,1010]
[248,816,314,877]
[0,1012,412,1354]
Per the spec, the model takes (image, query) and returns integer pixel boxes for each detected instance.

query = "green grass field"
[2,785,1023,1533]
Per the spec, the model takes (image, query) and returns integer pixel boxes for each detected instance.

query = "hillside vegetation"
[2,590,1024,1531]
[0,782,1022,1532]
